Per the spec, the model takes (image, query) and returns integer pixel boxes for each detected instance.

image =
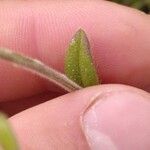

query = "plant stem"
[0,48,82,92]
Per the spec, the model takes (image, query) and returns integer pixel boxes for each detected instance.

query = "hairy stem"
[0,48,82,92]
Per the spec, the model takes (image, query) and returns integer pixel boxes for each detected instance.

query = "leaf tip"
[76,28,85,34]
[75,28,87,38]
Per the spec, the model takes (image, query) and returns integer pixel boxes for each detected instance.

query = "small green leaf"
[0,113,18,150]
[65,29,100,87]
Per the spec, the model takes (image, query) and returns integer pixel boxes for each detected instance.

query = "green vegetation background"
[111,0,150,13]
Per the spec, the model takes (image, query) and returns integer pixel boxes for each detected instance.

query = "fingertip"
[82,86,150,149]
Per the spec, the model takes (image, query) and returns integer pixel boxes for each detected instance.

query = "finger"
[9,84,150,150]
[0,1,150,101]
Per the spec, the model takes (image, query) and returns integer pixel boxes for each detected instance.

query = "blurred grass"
[111,0,150,13]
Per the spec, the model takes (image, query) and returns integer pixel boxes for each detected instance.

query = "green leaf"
[65,29,100,87]
[0,113,18,150]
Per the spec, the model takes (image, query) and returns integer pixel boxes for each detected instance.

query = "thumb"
[9,85,150,150]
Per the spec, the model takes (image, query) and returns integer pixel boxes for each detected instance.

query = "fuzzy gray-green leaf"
[65,29,100,87]
[0,113,18,150]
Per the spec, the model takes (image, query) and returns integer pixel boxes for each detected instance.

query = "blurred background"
[111,0,150,14]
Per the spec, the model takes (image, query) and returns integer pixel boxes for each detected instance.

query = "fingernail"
[82,90,150,150]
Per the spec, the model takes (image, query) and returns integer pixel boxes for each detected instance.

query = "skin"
[0,0,149,149]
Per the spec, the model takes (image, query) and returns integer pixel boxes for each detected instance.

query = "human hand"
[0,1,150,149]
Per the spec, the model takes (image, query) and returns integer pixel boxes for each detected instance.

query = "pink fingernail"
[82,90,150,150]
